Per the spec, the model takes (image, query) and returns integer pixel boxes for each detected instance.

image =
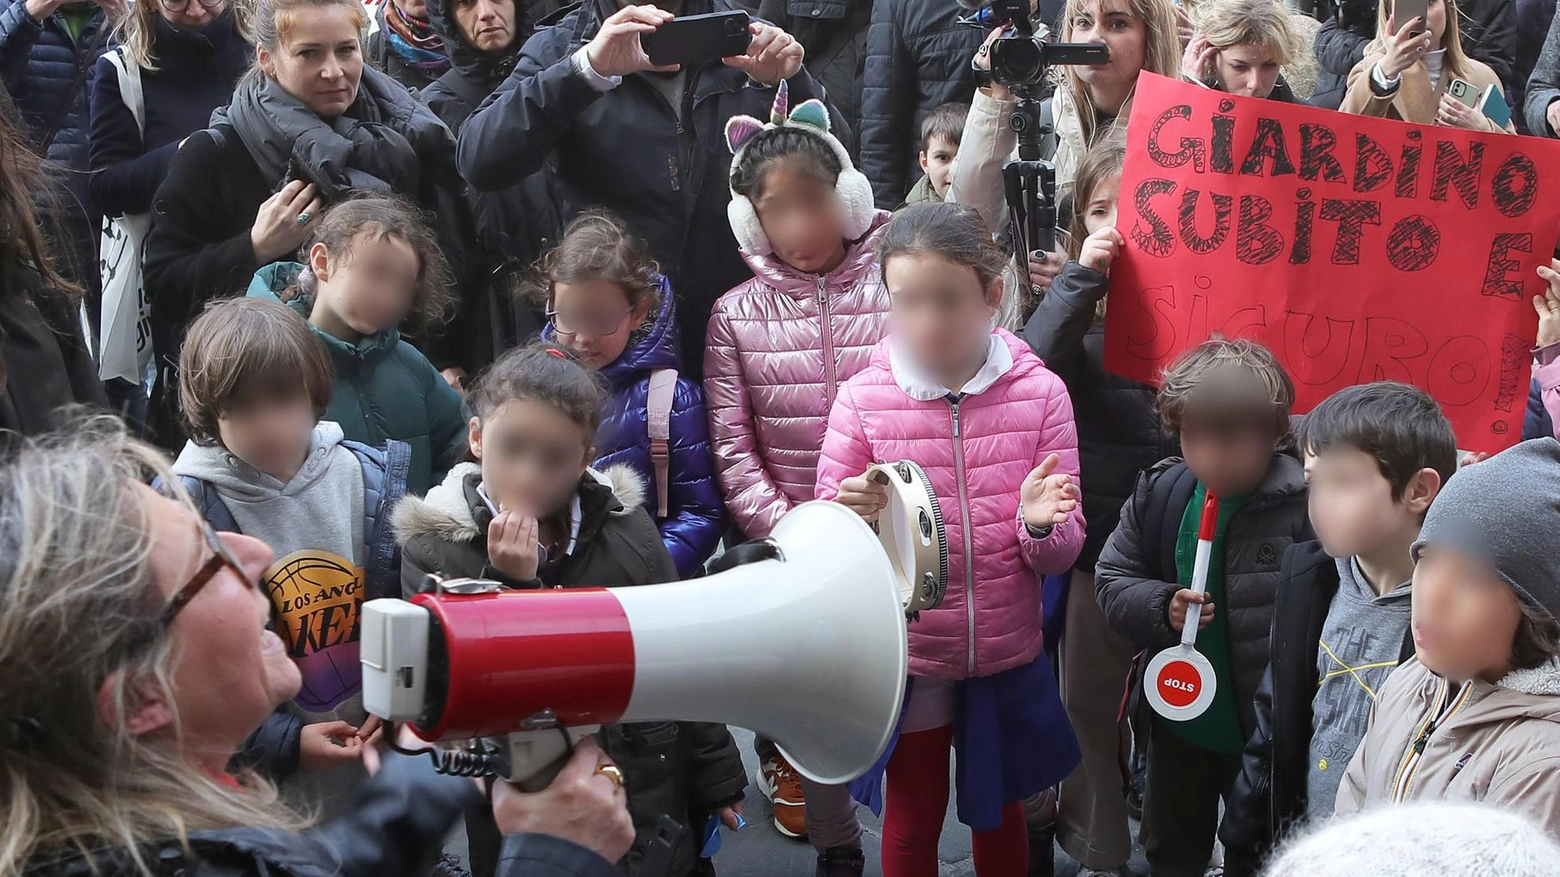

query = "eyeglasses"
[547,305,634,338]
[160,0,226,12]
[160,523,253,628]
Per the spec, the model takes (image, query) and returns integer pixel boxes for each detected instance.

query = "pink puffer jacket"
[816,330,1085,680]
[703,210,893,539]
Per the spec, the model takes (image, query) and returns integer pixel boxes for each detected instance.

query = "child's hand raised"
[1535,258,1560,349]
[299,720,363,773]
[1079,227,1125,276]
[836,476,889,523]
[489,510,542,582]
[1168,588,1215,633]
[1021,454,1079,530]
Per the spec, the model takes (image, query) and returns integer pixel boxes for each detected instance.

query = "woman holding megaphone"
[1,418,634,877]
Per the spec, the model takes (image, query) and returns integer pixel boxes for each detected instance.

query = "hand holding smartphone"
[639,10,752,68]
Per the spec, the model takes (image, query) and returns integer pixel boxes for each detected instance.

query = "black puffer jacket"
[1310,15,1371,110]
[1216,542,1416,877]
[1095,453,1311,736]
[1022,262,1167,572]
[457,0,827,378]
[733,0,865,156]
[393,464,747,877]
[0,263,104,439]
[1458,0,1516,94]
[22,755,619,877]
[858,0,982,208]
[421,0,562,352]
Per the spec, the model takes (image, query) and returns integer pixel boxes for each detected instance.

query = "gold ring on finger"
[594,764,625,789]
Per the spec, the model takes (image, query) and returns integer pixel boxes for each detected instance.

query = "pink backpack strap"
[647,369,677,519]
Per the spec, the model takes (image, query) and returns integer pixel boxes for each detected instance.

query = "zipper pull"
[950,402,962,438]
[1412,724,1433,754]
[816,276,826,303]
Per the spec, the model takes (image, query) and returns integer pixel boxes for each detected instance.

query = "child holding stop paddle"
[1095,339,1311,877]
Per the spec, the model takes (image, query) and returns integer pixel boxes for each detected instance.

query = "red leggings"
[881,725,1029,877]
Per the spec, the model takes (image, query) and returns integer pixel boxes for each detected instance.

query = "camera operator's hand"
[974,26,1012,102]
[493,737,635,865]
[724,22,803,87]
[1029,250,1064,294]
[584,5,679,77]
[1181,34,1217,84]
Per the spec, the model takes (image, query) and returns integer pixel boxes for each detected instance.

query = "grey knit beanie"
[1265,802,1560,877]
[1412,439,1560,623]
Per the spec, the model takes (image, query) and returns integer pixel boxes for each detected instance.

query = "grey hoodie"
[172,421,370,817]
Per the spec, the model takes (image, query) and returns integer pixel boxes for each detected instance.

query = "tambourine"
[863,461,949,615]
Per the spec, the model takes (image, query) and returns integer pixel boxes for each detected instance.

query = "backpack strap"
[174,476,241,534]
[343,439,411,601]
[646,369,677,520]
[103,47,145,137]
[1142,461,1196,585]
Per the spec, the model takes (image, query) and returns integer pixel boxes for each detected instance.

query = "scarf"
[382,0,451,74]
[214,68,456,202]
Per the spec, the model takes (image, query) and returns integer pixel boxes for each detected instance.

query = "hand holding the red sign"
[836,475,889,523]
[1021,453,1079,529]
[1380,15,1433,80]
[1536,259,1560,348]
[1079,226,1125,276]
[489,510,542,581]
[1168,589,1215,632]
[1181,35,1218,85]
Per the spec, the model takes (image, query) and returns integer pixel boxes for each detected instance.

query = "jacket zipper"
[1390,678,1470,802]
[817,276,837,409]
[949,398,976,676]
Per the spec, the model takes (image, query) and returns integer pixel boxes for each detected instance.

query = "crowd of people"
[3,0,1560,874]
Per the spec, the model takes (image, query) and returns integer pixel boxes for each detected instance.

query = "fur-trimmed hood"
[393,462,647,545]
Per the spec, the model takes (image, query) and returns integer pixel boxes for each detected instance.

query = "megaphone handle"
[508,726,596,792]
[1181,536,1214,646]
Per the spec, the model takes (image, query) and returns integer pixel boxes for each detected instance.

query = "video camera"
[958,0,1106,89]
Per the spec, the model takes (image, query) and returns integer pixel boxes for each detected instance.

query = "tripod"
[1001,83,1059,263]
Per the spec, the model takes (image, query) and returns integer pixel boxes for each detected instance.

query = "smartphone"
[1395,0,1428,34]
[640,10,752,68]
[1446,77,1480,107]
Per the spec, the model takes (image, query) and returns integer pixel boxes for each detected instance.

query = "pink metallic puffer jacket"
[703,210,893,539]
[816,330,1085,680]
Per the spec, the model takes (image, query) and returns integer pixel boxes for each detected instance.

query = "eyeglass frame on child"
[160,0,226,12]
[546,304,635,338]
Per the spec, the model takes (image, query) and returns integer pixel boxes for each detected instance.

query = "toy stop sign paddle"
[1146,494,1219,721]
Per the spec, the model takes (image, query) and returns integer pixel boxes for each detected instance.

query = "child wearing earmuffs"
[701,82,890,877]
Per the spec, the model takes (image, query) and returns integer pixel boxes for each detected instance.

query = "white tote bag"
[97,48,156,385]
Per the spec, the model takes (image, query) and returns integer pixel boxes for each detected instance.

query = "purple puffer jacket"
[816,330,1086,680]
[546,278,725,577]
[702,210,893,539]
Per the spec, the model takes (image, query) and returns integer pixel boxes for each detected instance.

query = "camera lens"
[991,36,1044,86]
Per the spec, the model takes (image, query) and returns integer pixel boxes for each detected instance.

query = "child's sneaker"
[755,753,808,838]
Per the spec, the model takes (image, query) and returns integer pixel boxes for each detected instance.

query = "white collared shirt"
[889,333,1014,402]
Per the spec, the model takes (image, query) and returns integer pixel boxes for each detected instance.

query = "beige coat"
[1336,657,1560,835]
[1340,48,1513,132]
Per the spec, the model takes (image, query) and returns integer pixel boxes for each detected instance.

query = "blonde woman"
[2,419,634,877]
[1339,0,1511,130]
[946,0,1182,296]
[1180,0,1303,100]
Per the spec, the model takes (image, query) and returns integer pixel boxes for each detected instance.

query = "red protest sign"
[1102,73,1560,452]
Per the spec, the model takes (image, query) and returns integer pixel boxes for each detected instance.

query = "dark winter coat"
[0,265,104,439]
[366,0,446,92]
[21,754,622,877]
[1216,541,1417,877]
[543,276,724,577]
[858,0,982,208]
[455,0,829,379]
[0,0,108,220]
[392,464,747,877]
[732,0,866,156]
[1513,0,1555,133]
[1310,16,1371,110]
[247,263,468,497]
[144,72,475,370]
[421,0,561,353]
[1458,0,1516,95]
[87,10,250,218]
[1095,453,1312,736]
[1021,261,1167,571]
[1524,0,1560,133]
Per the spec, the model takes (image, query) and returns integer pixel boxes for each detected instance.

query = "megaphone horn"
[362,500,909,784]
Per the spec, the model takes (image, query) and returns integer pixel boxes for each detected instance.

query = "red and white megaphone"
[360,499,910,786]
[1145,493,1219,721]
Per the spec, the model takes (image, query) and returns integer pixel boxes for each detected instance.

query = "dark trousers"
[1140,719,1242,877]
